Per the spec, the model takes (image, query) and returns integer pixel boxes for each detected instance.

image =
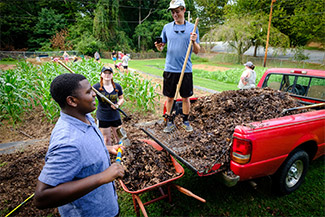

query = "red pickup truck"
[226,68,325,194]
[148,68,324,195]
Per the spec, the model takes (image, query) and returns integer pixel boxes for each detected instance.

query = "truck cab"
[257,68,325,104]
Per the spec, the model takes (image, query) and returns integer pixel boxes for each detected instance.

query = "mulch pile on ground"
[119,140,180,191]
[0,141,59,216]
[144,88,309,172]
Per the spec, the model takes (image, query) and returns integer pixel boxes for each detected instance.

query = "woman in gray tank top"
[238,61,256,89]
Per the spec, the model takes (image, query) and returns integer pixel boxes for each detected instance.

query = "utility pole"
[263,0,276,67]
[138,0,141,50]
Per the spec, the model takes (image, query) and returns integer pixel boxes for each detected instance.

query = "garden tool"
[5,193,34,217]
[281,102,325,114]
[56,59,131,121]
[169,18,199,122]
[116,127,131,164]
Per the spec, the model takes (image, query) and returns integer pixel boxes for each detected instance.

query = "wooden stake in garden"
[263,0,276,67]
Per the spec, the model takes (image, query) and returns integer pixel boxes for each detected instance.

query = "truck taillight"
[231,137,252,164]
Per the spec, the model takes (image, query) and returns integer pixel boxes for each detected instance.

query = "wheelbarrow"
[119,139,206,217]
[140,128,228,176]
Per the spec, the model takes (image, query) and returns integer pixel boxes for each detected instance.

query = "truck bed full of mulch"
[143,88,309,172]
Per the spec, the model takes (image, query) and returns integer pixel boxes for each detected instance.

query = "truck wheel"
[273,150,309,195]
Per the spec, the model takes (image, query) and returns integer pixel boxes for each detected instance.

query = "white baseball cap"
[168,0,186,10]
[244,61,254,68]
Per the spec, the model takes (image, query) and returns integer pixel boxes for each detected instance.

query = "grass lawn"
[103,58,239,91]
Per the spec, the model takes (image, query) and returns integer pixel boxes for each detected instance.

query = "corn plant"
[64,59,161,112]
[0,63,37,123]
[0,58,161,124]
[114,71,161,112]
[35,62,61,122]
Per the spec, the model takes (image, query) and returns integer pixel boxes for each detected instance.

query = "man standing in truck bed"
[155,0,200,133]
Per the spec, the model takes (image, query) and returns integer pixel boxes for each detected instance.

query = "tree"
[224,0,325,47]
[28,8,67,50]
[272,0,325,46]
[192,0,228,36]
[202,15,289,63]
[93,0,118,44]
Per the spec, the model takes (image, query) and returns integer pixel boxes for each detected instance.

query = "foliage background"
[0,0,324,56]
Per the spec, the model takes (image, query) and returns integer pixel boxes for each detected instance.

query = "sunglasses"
[173,21,186,34]
[102,71,113,75]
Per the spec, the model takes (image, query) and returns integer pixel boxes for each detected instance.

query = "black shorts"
[98,119,122,128]
[163,71,193,98]
[123,66,128,69]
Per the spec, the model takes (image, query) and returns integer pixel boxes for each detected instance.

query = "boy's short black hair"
[50,73,87,108]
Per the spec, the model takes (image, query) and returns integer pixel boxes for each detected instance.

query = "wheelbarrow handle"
[172,184,206,203]
[116,145,123,164]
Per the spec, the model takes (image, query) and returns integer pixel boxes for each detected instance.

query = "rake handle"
[174,18,199,102]
[56,60,130,119]
[282,102,325,114]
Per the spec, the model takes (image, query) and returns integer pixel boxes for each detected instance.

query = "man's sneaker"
[163,122,175,133]
[182,121,193,132]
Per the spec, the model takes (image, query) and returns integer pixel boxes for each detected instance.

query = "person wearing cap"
[238,61,257,89]
[155,0,200,133]
[93,66,124,146]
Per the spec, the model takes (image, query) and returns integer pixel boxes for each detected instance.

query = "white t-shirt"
[122,55,130,66]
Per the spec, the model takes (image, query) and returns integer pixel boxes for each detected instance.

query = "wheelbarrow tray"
[119,139,184,194]
[141,128,227,177]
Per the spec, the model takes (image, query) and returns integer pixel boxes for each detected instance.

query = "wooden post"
[138,0,141,50]
[263,0,276,67]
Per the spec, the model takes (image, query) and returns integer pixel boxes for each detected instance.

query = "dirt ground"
[192,64,230,72]
[0,64,15,71]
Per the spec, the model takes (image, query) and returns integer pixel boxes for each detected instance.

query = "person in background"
[155,0,200,133]
[62,51,69,62]
[238,61,256,89]
[94,51,101,62]
[111,50,117,65]
[115,62,123,72]
[34,73,124,217]
[121,53,130,73]
[93,66,124,146]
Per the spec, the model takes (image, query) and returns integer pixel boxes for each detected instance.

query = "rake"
[56,60,131,121]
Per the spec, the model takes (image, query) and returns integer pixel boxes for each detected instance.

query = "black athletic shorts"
[123,66,128,69]
[163,71,193,98]
[98,119,122,128]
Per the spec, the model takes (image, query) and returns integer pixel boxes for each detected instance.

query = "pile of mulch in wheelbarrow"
[118,140,180,191]
[143,88,310,171]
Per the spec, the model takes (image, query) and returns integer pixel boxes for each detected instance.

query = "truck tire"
[273,150,309,195]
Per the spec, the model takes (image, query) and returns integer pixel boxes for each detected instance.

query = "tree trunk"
[237,41,242,64]
[253,43,258,57]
